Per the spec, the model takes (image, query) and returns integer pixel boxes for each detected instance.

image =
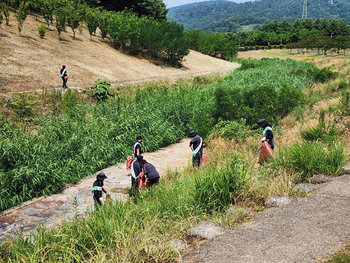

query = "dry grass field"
[0,12,239,93]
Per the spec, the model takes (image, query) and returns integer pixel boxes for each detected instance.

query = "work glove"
[261,137,266,142]
[193,153,196,157]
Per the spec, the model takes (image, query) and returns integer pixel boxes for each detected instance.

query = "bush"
[208,119,254,143]
[275,142,347,180]
[37,24,46,38]
[308,67,338,83]
[90,79,114,101]
[338,80,348,90]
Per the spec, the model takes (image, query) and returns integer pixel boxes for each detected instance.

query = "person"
[92,172,108,211]
[60,65,68,88]
[133,136,142,159]
[131,154,143,189]
[257,119,274,150]
[140,159,160,187]
[189,131,203,167]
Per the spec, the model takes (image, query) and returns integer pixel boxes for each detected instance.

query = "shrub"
[279,44,284,49]
[37,24,46,38]
[308,67,338,83]
[338,80,348,90]
[208,118,254,143]
[275,142,347,180]
[90,79,114,101]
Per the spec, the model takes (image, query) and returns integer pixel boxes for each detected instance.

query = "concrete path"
[0,139,192,241]
[185,173,350,263]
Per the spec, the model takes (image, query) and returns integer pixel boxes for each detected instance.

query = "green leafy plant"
[90,80,114,101]
[11,93,36,118]
[37,24,46,38]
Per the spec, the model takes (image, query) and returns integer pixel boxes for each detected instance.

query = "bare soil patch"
[0,13,239,93]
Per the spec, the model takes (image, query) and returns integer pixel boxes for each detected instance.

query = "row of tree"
[0,0,189,66]
[235,18,350,47]
[184,29,238,60]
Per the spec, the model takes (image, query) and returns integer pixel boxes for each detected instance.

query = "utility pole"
[302,0,307,19]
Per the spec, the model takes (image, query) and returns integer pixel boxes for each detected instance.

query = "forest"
[168,0,350,33]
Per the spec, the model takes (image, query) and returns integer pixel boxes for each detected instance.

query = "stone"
[340,164,350,174]
[0,223,18,235]
[308,174,333,184]
[265,196,292,208]
[45,194,70,202]
[119,180,130,186]
[188,221,225,240]
[56,204,71,211]
[69,196,86,205]
[293,183,318,194]
[0,223,10,231]
[34,203,50,209]
[20,207,40,216]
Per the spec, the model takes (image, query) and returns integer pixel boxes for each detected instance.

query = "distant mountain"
[168,0,350,32]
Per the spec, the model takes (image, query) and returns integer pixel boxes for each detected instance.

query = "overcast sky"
[163,0,250,8]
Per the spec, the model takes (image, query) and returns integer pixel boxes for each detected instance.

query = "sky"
[163,0,250,8]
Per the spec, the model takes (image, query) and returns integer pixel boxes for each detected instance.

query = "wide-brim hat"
[257,119,268,128]
[189,131,197,137]
[97,172,107,180]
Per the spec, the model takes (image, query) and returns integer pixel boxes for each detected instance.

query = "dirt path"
[184,173,350,263]
[0,139,192,241]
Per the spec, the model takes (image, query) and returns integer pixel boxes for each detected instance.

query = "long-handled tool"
[250,145,262,161]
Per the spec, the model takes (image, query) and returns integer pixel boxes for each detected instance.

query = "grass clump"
[272,141,347,181]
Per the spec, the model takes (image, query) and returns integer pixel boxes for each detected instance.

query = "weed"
[10,93,36,118]
[90,79,114,101]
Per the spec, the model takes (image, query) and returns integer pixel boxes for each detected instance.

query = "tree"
[335,35,349,55]
[2,3,10,26]
[41,0,56,29]
[99,0,168,20]
[15,1,30,36]
[98,9,110,42]
[85,7,99,40]
[67,2,81,39]
[55,5,67,40]
[0,6,3,28]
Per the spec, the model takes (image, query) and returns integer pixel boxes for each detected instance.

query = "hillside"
[0,12,238,93]
[168,0,350,32]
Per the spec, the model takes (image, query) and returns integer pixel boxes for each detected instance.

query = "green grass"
[0,58,333,212]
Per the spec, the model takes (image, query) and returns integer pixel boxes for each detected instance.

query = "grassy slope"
[0,12,238,93]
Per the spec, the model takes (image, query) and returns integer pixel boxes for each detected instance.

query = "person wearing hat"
[92,172,108,210]
[189,131,203,167]
[139,159,160,187]
[131,154,143,189]
[257,119,274,150]
[133,136,142,159]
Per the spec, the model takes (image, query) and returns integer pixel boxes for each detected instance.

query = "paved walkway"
[185,172,350,263]
[0,139,192,241]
